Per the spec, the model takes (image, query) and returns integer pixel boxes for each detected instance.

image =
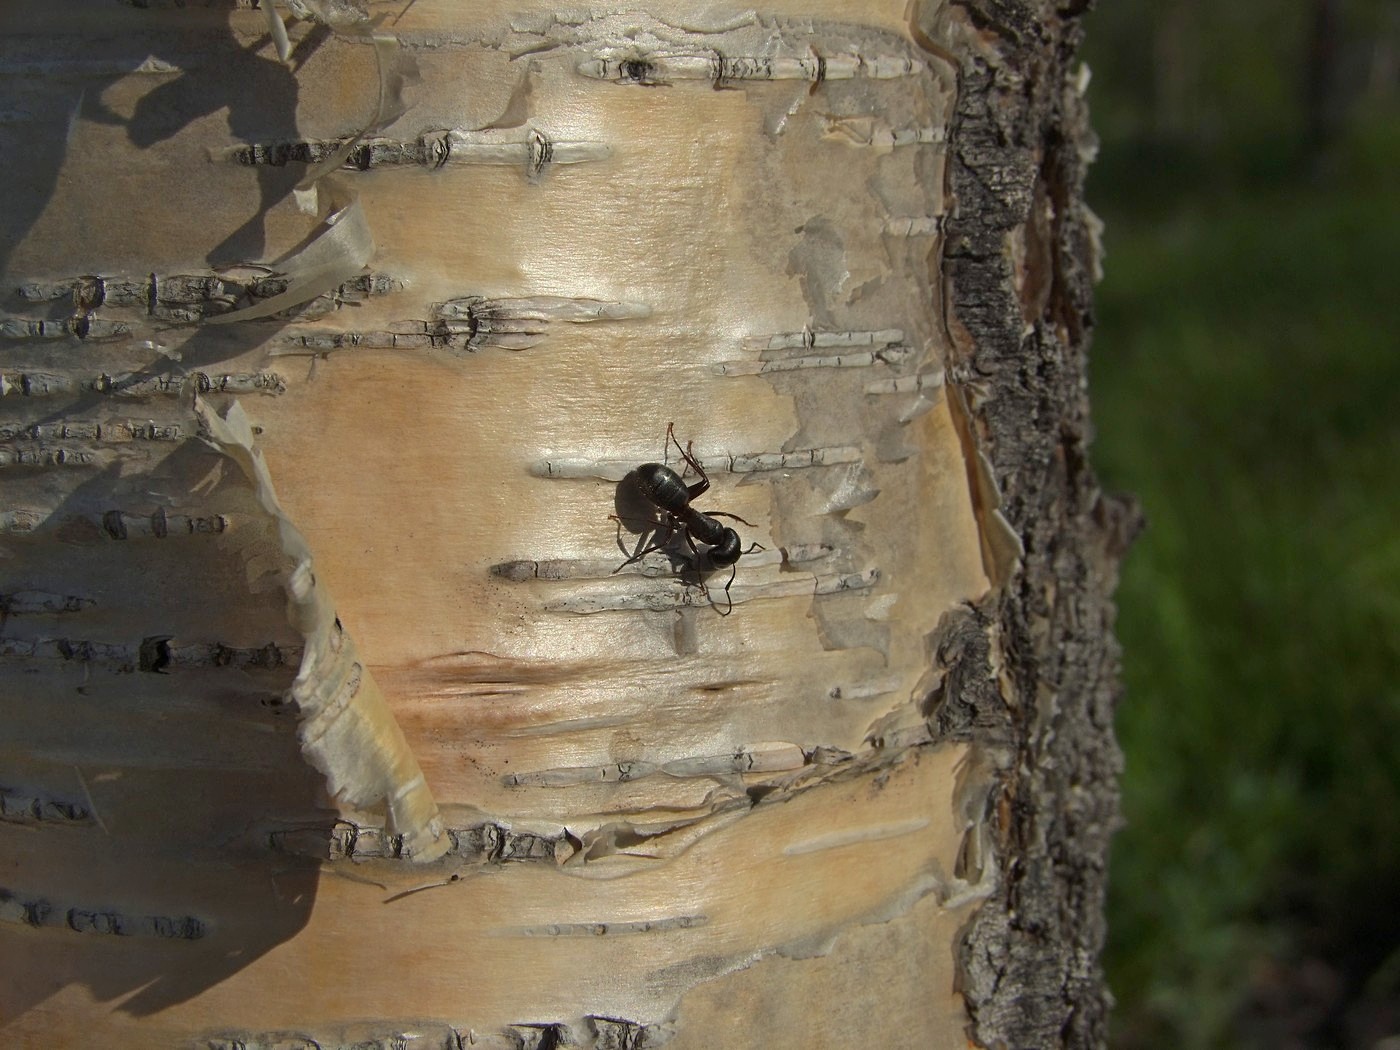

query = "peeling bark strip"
[884,214,946,235]
[0,590,94,614]
[4,509,229,543]
[822,115,948,148]
[227,127,610,179]
[0,421,186,470]
[0,635,300,671]
[930,1,1126,1046]
[491,542,834,581]
[505,742,808,787]
[0,370,285,399]
[866,369,945,395]
[513,915,707,937]
[203,1016,671,1050]
[0,888,204,940]
[0,786,92,825]
[0,316,131,341]
[0,420,182,443]
[742,328,906,351]
[13,270,397,325]
[532,445,862,482]
[195,400,448,861]
[578,51,925,84]
[0,445,108,469]
[269,819,565,864]
[435,296,651,349]
[715,329,915,376]
[538,566,879,614]
[273,296,650,356]
[103,509,227,538]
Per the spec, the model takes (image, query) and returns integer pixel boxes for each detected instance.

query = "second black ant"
[613,423,764,615]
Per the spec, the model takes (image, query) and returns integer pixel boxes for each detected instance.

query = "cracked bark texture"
[935,1,1133,1046]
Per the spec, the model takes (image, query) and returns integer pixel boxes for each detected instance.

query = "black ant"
[613,424,764,614]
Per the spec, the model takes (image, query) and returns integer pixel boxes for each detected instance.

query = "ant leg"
[664,422,689,464]
[666,423,712,501]
[682,443,711,501]
[609,513,673,571]
[709,543,760,614]
[671,525,717,606]
[611,510,666,532]
[612,540,662,571]
[612,537,668,572]
[707,510,758,528]
[715,562,738,616]
[681,528,702,559]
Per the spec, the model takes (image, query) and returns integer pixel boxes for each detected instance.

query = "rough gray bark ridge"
[934,1,1137,1046]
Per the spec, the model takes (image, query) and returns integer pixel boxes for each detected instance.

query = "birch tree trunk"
[0,1,1125,1047]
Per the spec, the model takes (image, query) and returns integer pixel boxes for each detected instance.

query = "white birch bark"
[0,1,1120,1046]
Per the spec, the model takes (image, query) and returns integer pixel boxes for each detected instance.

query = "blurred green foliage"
[1081,2,1400,1046]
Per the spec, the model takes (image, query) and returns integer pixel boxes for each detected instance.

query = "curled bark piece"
[204,193,374,325]
[208,25,412,324]
[194,398,447,861]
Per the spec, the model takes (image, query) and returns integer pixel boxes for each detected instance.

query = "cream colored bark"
[0,1,1103,1046]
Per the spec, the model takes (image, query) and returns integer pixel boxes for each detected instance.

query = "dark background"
[1082,1,1400,1046]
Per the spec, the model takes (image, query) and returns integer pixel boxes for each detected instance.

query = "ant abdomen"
[704,527,743,567]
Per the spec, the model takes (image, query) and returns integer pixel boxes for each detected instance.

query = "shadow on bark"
[0,440,334,1024]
